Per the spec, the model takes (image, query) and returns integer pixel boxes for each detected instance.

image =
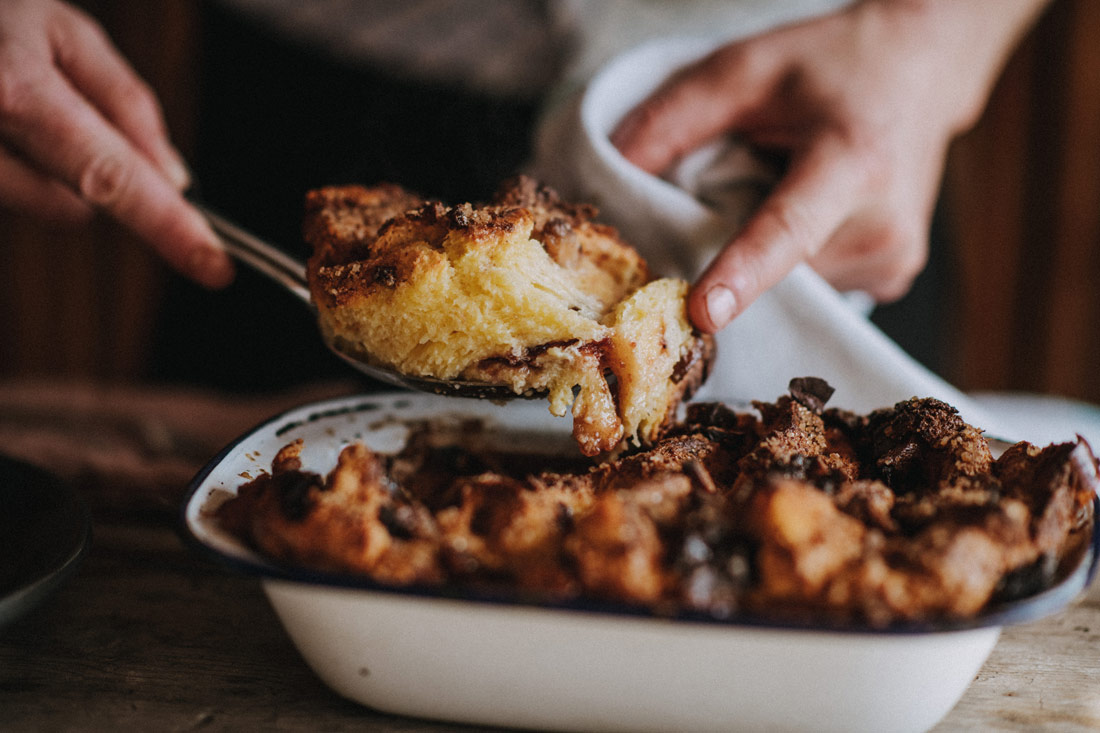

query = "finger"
[48,3,190,189]
[808,216,928,301]
[0,143,93,224]
[0,73,233,288]
[611,45,769,174]
[688,135,866,332]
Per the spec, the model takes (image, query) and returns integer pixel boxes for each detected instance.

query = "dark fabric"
[870,201,953,378]
[148,2,541,391]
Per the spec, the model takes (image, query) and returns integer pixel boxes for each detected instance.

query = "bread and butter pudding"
[216,379,1098,627]
[304,177,713,456]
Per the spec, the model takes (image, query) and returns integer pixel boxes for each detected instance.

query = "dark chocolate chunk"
[789,377,835,414]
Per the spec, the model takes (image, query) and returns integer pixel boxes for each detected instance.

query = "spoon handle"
[195,203,313,306]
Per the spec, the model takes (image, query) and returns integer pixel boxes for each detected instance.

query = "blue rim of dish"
[178,395,1100,636]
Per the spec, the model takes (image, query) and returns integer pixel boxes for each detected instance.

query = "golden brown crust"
[304,183,427,268]
[303,176,709,456]
[305,178,649,313]
[218,382,1098,626]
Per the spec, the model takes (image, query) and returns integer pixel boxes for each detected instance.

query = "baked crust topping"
[304,177,713,456]
[217,381,1098,627]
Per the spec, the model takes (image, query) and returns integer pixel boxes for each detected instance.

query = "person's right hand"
[0,0,232,287]
[611,0,1047,334]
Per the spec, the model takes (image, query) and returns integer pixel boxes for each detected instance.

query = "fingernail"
[705,285,737,330]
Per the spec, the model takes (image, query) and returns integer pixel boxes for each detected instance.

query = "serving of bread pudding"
[216,379,1098,627]
[304,177,712,456]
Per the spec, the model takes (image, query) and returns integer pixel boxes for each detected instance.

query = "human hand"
[0,0,232,287]
[612,0,1048,333]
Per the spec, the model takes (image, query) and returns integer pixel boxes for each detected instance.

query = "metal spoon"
[196,203,538,400]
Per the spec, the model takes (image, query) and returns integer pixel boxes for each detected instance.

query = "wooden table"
[1,382,1098,731]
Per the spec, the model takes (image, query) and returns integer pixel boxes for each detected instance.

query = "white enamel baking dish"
[181,392,1099,733]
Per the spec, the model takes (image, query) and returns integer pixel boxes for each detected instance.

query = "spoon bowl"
[196,203,541,400]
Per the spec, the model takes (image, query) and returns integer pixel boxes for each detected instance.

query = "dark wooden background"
[946,0,1100,400]
[0,2,198,383]
[2,1,1098,402]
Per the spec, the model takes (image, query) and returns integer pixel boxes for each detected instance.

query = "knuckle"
[708,41,761,83]
[79,152,132,207]
[116,77,159,120]
[0,56,38,121]
[859,228,900,258]
[633,94,681,144]
[619,100,681,169]
[760,199,814,252]
[629,101,664,138]
[55,3,113,51]
[706,44,750,81]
